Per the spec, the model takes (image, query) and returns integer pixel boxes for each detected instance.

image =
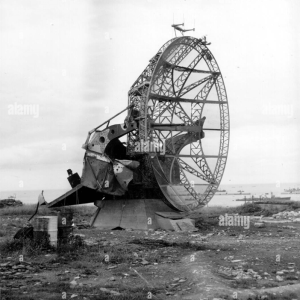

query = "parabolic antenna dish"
[128,36,230,212]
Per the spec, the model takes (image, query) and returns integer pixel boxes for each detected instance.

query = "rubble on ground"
[251,210,300,224]
[0,261,40,280]
[218,266,262,280]
[272,210,300,222]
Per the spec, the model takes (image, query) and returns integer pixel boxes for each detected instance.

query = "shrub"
[57,235,85,254]
[236,203,262,214]
[23,234,54,256]
[0,233,54,257]
[0,239,24,254]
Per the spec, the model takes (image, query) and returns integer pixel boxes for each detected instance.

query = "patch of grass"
[51,205,96,219]
[99,244,136,264]
[56,235,85,255]
[73,241,173,266]
[289,201,300,210]
[66,205,96,216]
[129,238,225,251]
[235,203,262,215]
[0,238,24,254]
[24,235,55,256]
[1,281,70,300]
[0,204,95,217]
[0,204,50,216]
[2,276,166,300]
[43,236,84,264]
[200,202,300,218]
[236,202,300,216]
[0,233,54,257]
[200,206,238,215]
[69,284,165,300]
[194,215,219,230]
[230,278,260,289]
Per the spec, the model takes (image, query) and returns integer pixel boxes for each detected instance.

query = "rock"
[231,260,242,263]
[70,280,77,288]
[0,263,10,267]
[235,274,252,280]
[100,288,121,296]
[276,271,284,275]
[17,264,26,269]
[286,275,298,280]
[141,259,149,265]
[166,291,174,295]
[170,283,180,287]
[288,263,295,267]
[276,275,284,281]
[74,234,85,238]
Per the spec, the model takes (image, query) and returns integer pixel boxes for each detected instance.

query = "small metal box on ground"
[32,216,58,247]
[57,211,73,241]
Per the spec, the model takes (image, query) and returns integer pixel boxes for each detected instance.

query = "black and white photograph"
[0,0,299,299]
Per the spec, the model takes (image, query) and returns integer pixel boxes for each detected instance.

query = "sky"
[0,0,299,192]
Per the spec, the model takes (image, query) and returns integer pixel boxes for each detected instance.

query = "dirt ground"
[1,212,300,300]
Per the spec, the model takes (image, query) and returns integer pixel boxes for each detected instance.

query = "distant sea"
[1,183,300,207]
[209,183,300,207]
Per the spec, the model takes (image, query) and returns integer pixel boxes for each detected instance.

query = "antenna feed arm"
[82,104,135,150]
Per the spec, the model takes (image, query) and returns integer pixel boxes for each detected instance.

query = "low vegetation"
[0,204,95,216]
[1,203,300,299]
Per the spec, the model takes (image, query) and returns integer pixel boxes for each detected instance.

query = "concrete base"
[90,199,178,230]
